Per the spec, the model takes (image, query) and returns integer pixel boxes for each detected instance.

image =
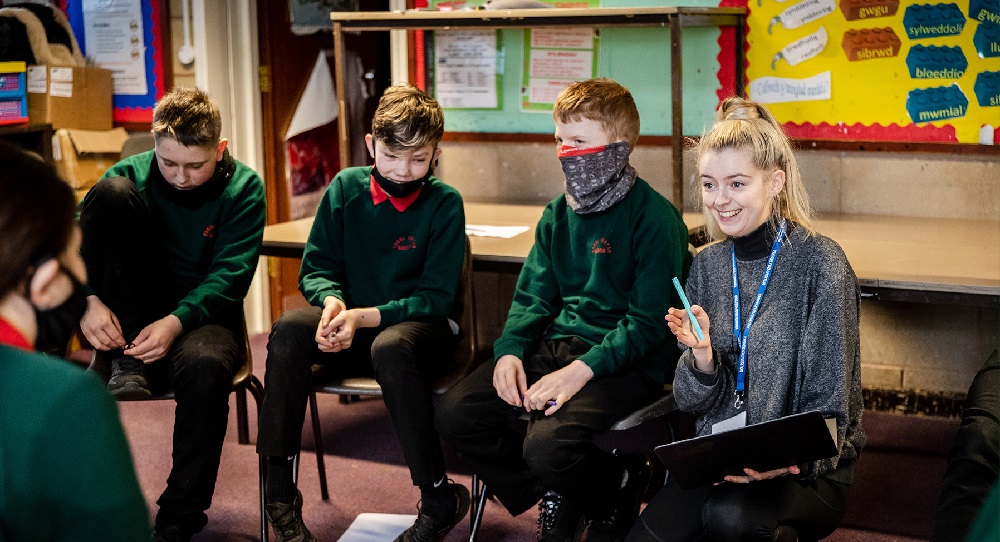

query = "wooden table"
[262,204,1000,307]
[811,214,999,307]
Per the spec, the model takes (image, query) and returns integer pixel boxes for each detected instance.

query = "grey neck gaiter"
[559,141,636,214]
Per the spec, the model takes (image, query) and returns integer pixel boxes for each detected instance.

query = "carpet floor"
[117,333,539,542]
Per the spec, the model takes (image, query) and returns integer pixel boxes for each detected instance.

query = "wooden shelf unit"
[328,6,748,206]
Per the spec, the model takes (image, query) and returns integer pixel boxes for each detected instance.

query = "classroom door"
[257,0,389,322]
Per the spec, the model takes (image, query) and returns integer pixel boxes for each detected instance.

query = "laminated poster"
[65,0,165,124]
[435,29,501,109]
[747,0,1000,143]
[521,27,599,112]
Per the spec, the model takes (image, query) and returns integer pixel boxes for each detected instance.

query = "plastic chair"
[466,388,678,542]
[120,132,155,159]
[305,236,479,500]
[82,316,268,542]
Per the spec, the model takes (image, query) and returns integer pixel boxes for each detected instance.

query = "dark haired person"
[0,141,149,540]
[78,87,266,542]
[257,85,468,542]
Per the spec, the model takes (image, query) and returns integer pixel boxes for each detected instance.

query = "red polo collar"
[370,174,423,212]
[0,317,32,351]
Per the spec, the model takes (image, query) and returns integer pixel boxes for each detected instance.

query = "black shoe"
[107,356,152,399]
[396,481,471,542]
[585,451,652,541]
[537,490,585,542]
[153,524,191,542]
[265,490,317,542]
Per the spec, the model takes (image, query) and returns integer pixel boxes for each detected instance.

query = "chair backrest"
[120,132,155,160]
[450,235,478,379]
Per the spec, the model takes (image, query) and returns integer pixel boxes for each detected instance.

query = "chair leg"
[236,386,250,445]
[469,475,488,542]
[259,452,269,542]
[247,376,268,542]
[308,391,330,501]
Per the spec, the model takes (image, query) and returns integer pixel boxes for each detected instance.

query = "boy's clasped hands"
[315,296,352,352]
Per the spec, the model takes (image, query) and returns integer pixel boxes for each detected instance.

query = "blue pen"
[522,394,558,407]
[672,277,705,341]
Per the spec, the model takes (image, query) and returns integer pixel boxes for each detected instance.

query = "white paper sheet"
[286,51,338,140]
[466,225,530,238]
[337,513,417,542]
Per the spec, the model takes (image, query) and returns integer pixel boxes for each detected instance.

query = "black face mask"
[370,166,431,199]
[32,267,89,357]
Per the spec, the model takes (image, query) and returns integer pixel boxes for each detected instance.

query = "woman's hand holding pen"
[666,306,714,372]
[723,465,800,484]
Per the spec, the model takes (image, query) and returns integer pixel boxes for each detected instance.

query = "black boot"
[585,451,652,541]
[265,490,316,542]
[537,490,585,542]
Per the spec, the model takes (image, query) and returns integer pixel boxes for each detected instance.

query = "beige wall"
[440,141,1000,394]
[169,0,196,91]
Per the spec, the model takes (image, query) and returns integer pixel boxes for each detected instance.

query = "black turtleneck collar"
[150,149,235,208]
[732,218,782,261]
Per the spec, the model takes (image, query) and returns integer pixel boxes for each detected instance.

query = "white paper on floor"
[338,513,418,542]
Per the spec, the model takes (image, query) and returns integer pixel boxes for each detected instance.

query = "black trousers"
[625,471,849,542]
[256,306,458,487]
[80,177,242,534]
[436,338,661,516]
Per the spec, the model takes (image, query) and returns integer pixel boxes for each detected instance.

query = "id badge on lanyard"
[731,219,787,410]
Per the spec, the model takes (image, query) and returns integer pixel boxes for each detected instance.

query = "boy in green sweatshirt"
[436,78,690,542]
[256,85,469,542]
[78,88,266,542]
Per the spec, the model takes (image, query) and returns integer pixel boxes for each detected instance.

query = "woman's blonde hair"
[694,97,814,241]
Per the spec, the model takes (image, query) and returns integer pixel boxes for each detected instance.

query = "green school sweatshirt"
[0,339,149,540]
[102,150,266,330]
[299,166,465,326]
[493,178,690,384]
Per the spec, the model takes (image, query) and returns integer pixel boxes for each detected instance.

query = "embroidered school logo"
[393,236,418,251]
[591,238,612,254]
[203,224,216,238]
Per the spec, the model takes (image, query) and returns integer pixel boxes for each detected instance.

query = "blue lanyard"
[731,219,787,409]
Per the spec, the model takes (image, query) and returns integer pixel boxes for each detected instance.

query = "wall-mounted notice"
[748,0,1000,143]
[80,0,148,96]
[66,0,166,124]
[520,27,599,112]
[435,29,501,109]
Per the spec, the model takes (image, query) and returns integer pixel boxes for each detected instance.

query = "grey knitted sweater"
[674,221,866,484]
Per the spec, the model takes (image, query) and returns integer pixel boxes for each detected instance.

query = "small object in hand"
[124,342,136,350]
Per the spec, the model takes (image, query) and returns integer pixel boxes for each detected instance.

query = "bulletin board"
[748,0,1000,144]
[425,0,730,137]
[426,0,999,145]
[62,0,167,125]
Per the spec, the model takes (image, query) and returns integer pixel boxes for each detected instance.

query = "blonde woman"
[627,98,865,542]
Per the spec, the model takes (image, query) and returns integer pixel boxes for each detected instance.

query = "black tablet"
[653,410,838,489]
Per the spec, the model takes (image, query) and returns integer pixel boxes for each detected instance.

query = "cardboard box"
[53,127,128,189]
[26,65,112,130]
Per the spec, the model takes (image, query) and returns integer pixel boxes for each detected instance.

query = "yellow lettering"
[859,5,888,18]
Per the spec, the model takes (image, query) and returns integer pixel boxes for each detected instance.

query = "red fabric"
[369,175,422,212]
[0,317,32,351]
[557,144,606,158]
